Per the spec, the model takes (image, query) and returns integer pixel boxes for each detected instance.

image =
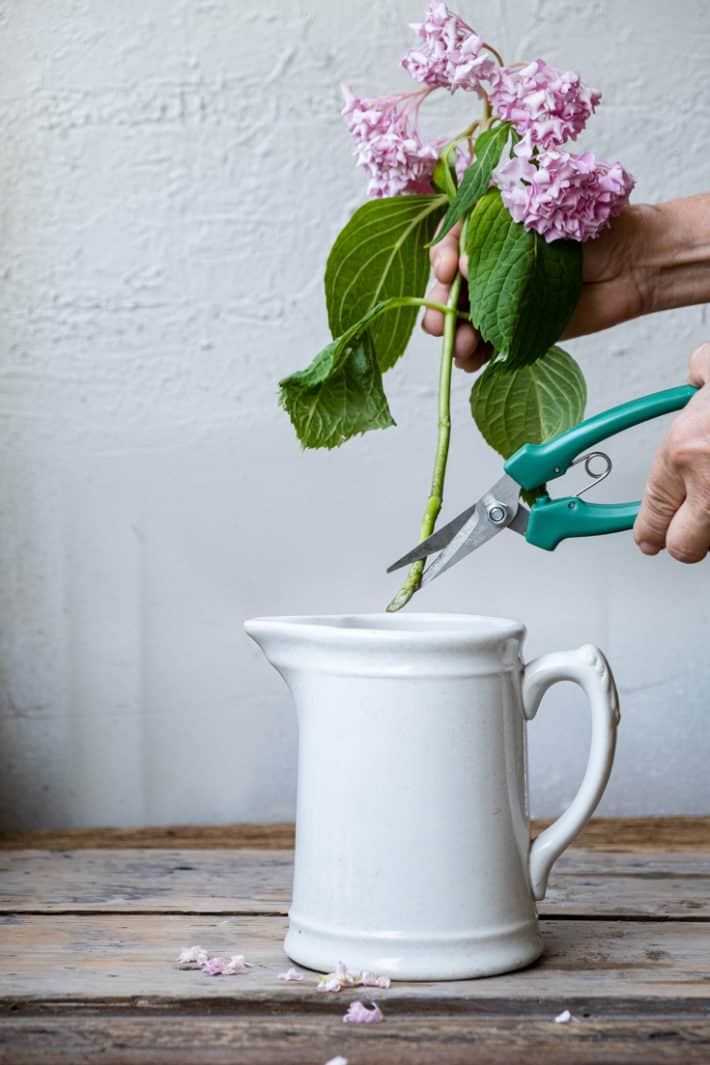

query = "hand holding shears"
[388,384,700,584]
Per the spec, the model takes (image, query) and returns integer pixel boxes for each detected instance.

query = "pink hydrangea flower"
[341,86,439,198]
[493,134,634,242]
[361,970,391,989]
[177,945,209,969]
[278,967,306,982]
[343,1001,384,1024]
[489,59,601,148]
[454,139,474,182]
[402,2,498,92]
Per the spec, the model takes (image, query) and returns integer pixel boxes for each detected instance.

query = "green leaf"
[470,346,587,462]
[432,153,457,200]
[431,123,511,246]
[325,194,446,372]
[279,321,395,450]
[466,189,583,369]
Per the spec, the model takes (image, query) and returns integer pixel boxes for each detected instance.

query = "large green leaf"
[279,323,394,450]
[281,293,449,450]
[431,123,511,246]
[470,346,586,460]
[325,194,446,372]
[466,189,582,368]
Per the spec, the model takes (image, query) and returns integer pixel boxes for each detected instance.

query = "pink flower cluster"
[493,135,635,242]
[401,1,497,93]
[343,3,624,215]
[341,86,439,198]
[489,59,601,149]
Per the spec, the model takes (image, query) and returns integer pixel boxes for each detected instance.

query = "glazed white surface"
[1,0,708,827]
[246,614,618,977]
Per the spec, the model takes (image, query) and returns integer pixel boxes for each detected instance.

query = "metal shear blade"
[387,474,528,584]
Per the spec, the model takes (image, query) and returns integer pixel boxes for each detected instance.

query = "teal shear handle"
[504,385,698,551]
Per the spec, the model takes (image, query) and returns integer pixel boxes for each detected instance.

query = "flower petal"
[342,1001,384,1024]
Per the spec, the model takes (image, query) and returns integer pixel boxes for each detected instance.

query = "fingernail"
[637,541,658,555]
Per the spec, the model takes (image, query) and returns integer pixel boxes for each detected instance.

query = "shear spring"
[572,450,612,498]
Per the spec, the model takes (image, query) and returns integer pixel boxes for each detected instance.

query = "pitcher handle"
[523,644,620,900]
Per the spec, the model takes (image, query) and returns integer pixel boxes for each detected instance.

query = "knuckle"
[665,423,708,469]
[642,479,676,519]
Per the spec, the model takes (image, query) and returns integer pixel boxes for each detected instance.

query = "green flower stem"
[387,241,466,612]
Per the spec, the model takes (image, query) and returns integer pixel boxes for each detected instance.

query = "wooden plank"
[552,817,710,854]
[0,823,295,851]
[3,1014,710,1065]
[1,914,709,1009]
[1,848,709,919]
[0,849,293,915]
[0,816,707,852]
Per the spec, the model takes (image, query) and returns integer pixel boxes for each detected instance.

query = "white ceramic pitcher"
[244,613,619,980]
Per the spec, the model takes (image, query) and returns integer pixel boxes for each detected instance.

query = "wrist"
[632,194,710,317]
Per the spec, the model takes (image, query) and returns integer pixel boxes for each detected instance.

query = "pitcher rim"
[244,612,526,646]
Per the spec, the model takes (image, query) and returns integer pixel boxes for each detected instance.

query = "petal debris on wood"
[317,960,391,992]
[343,1000,385,1024]
[176,945,209,969]
[202,954,252,976]
[278,966,306,981]
[554,1008,581,1023]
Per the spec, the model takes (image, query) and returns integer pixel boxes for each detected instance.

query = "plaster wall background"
[1,0,708,828]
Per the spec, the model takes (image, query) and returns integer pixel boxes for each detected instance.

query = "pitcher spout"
[244,617,297,671]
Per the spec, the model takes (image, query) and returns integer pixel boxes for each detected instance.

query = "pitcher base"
[284,917,543,981]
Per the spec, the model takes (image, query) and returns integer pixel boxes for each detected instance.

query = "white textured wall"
[1,0,709,829]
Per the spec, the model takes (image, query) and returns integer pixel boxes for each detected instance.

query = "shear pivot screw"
[488,504,508,525]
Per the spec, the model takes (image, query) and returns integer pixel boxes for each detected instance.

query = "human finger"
[452,322,480,365]
[688,341,710,386]
[454,338,494,373]
[664,489,710,563]
[422,281,451,337]
[633,444,686,555]
[429,221,461,284]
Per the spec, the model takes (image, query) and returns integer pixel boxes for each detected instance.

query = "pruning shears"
[388,384,698,585]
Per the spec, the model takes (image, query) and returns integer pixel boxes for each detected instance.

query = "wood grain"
[0,823,296,851]
[1,847,709,918]
[2,1014,710,1065]
[2,820,709,1063]
[0,816,707,852]
[1,914,709,1008]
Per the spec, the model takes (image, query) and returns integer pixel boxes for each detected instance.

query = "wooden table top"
[0,817,708,1064]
